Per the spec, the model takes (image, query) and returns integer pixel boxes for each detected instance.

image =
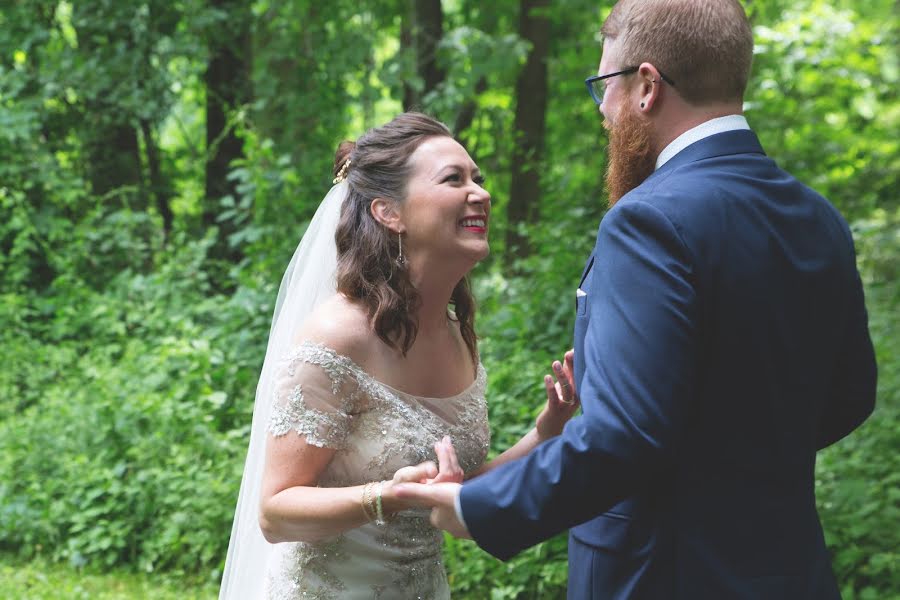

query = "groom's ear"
[370,198,405,233]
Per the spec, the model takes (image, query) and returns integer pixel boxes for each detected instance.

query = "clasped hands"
[390,436,472,538]
[389,350,578,539]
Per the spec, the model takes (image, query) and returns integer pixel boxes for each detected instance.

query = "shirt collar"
[655,114,750,170]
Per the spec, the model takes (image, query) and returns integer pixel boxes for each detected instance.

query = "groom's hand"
[393,482,471,539]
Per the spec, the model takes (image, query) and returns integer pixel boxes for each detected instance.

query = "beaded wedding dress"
[219,181,490,599]
[263,341,490,599]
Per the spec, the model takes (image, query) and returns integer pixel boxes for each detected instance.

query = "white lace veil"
[219,181,349,599]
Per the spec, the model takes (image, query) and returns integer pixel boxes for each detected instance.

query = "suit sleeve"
[460,200,698,560]
[816,234,877,449]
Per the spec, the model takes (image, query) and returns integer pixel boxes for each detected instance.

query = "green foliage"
[814,213,900,599]
[0,557,216,599]
[0,0,898,598]
[0,234,269,579]
[747,0,899,221]
[445,534,569,599]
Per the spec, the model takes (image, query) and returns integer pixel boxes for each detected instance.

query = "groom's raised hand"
[393,482,471,539]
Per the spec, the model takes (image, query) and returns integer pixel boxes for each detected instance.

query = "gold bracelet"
[368,481,378,522]
[374,480,386,526]
[367,481,380,522]
[361,482,375,521]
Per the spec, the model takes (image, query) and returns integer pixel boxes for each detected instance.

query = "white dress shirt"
[656,114,750,169]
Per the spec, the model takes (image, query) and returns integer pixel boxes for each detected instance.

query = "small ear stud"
[640,102,645,108]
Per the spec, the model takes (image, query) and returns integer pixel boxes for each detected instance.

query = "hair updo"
[332,112,478,362]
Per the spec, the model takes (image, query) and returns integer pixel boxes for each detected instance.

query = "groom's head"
[597,0,753,204]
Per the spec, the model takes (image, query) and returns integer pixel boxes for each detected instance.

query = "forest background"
[1,0,897,598]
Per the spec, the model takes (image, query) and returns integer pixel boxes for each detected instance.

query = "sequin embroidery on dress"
[264,341,490,599]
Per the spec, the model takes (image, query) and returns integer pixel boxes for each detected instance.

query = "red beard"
[604,99,657,206]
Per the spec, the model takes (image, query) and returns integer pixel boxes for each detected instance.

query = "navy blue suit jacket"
[460,130,877,599]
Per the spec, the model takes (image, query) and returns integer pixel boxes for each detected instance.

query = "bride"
[220,112,578,599]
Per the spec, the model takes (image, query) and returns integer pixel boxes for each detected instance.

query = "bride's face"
[398,136,491,269]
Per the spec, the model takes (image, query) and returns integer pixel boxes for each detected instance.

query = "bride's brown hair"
[333,112,478,362]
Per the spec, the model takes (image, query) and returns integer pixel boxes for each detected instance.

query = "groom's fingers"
[394,483,471,538]
[393,482,459,509]
[392,482,438,507]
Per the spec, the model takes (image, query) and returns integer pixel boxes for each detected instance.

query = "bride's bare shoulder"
[294,294,376,362]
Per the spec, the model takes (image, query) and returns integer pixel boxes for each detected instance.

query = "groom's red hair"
[602,0,753,106]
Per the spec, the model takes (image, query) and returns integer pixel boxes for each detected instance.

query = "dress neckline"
[300,340,484,402]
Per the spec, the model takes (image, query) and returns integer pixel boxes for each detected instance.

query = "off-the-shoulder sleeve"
[266,343,365,449]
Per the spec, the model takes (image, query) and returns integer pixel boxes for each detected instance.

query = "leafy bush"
[2,146,897,600]
[1,1,897,598]
[0,236,269,579]
[814,213,900,599]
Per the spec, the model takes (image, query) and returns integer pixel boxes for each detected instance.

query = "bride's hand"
[536,349,580,442]
[385,437,464,513]
[390,437,464,486]
[428,436,464,484]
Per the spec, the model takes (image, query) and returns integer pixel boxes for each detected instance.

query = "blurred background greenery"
[0,0,897,598]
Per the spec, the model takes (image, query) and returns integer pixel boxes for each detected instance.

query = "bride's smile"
[397,135,492,270]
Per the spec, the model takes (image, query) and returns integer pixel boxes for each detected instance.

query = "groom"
[396,0,877,598]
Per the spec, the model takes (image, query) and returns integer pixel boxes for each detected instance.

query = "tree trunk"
[402,0,445,110]
[507,0,550,261]
[454,76,487,145]
[85,121,143,208]
[401,1,417,110]
[20,2,58,291]
[140,120,174,240]
[205,0,252,264]
[72,5,146,210]
[416,0,445,96]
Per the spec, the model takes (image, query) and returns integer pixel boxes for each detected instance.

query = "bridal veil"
[219,181,348,599]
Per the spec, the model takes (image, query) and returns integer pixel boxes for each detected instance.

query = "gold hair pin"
[333,158,351,184]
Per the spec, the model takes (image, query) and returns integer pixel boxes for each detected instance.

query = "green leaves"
[0,237,267,578]
[748,0,899,221]
[0,0,897,597]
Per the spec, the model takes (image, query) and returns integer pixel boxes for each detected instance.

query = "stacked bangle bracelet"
[375,481,386,525]
[361,481,387,525]
[361,482,376,521]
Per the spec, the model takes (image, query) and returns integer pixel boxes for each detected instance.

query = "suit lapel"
[576,253,594,312]
[579,253,595,288]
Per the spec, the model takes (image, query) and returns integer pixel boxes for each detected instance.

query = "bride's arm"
[467,350,579,478]
[258,302,466,544]
[260,436,462,544]
[259,439,363,544]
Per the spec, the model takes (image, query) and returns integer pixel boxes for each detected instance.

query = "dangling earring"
[395,232,407,267]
